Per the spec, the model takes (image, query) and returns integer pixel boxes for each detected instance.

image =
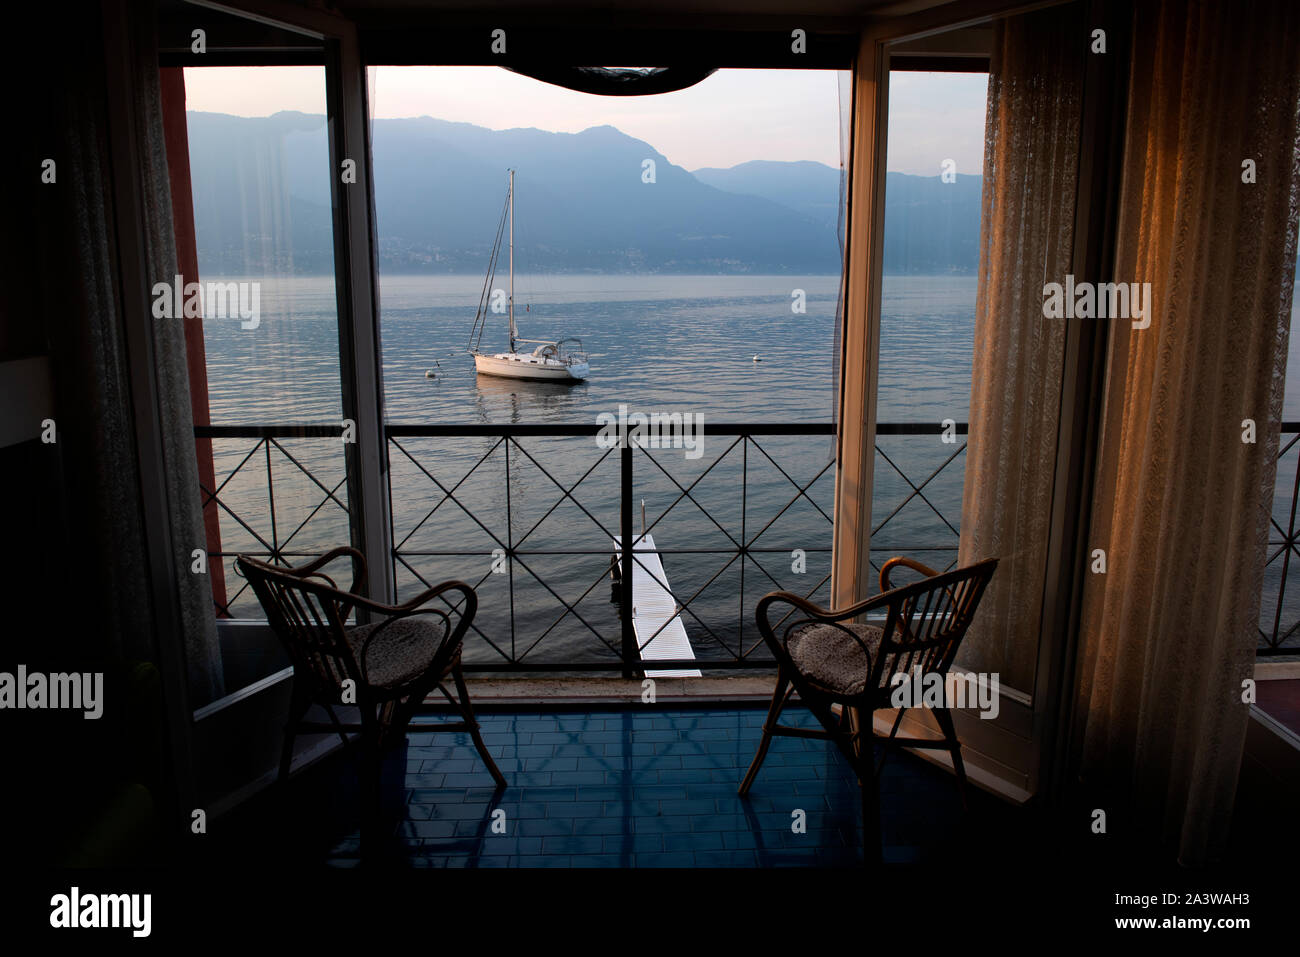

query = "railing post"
[620,441,636,679]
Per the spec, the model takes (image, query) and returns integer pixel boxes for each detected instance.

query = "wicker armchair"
[739,556,998,862]
[236,547,506,819]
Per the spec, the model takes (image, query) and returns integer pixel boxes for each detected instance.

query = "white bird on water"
[752,355,762,362]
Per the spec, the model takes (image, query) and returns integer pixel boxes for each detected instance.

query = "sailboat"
[469,170,589,383]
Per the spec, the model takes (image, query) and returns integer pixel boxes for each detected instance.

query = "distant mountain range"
[184,111,982,276]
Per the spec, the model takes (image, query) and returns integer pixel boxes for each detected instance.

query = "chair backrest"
[758,556,998,704]
[236,551,366,695]
[872,558,998,691]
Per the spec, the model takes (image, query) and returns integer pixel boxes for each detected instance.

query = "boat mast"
[508,169,516,352]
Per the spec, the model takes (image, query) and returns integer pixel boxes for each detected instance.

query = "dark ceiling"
[317,0,960,27]
[328,0,934,15]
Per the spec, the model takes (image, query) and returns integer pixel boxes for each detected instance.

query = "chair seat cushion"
[345,616,449,690]
[789,622,885,698]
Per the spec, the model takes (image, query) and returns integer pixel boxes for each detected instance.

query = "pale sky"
[887,72,987,177]
[182,66,987,174]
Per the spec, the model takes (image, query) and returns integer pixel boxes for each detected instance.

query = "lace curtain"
[1071,0,1300,864]
[955,3,1084,693]
[44,2,225,705]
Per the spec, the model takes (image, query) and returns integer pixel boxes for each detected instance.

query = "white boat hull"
[474,352,588,382]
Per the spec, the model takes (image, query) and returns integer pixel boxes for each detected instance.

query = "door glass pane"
[874,70,988,579]
[368,66,846,669]
[177,65,349,701]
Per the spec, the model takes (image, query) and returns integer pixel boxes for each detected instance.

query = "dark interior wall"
[0,5,66,620]
[1,3,166,866]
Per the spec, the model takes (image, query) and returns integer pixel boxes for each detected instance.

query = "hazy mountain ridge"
[693,160,843,229]
[185,111,983,276]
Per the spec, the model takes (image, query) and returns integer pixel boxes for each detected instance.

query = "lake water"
[199,273,1298,673]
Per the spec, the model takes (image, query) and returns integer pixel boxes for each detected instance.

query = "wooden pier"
[612,534,701,678]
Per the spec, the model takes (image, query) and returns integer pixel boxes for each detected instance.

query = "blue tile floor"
[261,707,1028,868]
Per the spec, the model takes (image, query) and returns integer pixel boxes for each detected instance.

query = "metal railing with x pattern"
[385,421,971,675]
[869,422,968,579]
[192,420,975,669]
[387,423,840,675]
[195,418,1296,662]
[195,424,351,618]
[1260,422,1300,655]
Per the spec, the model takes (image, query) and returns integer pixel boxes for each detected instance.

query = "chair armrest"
[755,589,894,647]
[346,579,476,620]
[283,546,368,595]
[347,581,478,689]
[757,588,894,628]
[754,590,894,686]
[879,556,940,594]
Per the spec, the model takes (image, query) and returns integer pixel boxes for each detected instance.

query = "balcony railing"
[386,422,842,675]
[196,423,350,619]
[1259,422,1300,655]
[196,420,969,673]
[195,418,1300,672]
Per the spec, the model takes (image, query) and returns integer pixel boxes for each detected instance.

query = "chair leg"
[739,666,791,796]
[846,703,874,787]
[378,699,400,750]
[933,707,968,810]
[278,682,311,784]
[359,724,385,863]
[322,702,350,748]
[852,706,883,865]
[278,723,297,784]
[451,663,507,789]
[861,774,883,865]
